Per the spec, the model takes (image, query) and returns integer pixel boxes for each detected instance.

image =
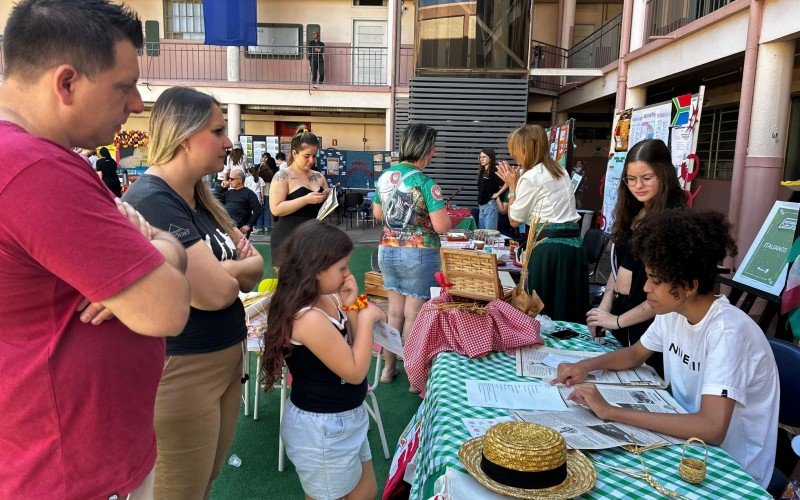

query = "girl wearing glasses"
[586,139,686,376]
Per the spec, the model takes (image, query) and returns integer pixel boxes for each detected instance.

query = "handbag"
[511,220,545,316]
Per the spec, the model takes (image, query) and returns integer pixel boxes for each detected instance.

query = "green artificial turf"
[210,244,421,499]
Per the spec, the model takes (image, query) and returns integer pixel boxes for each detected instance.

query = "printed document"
[465,380,568,411]
[516,345,663,387]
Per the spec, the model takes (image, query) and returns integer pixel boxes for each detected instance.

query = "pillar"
[227,47,239,82]
[560,0,576,49]
[227,103,241,145]
[735,40,795,258]
[386,0,399,151]
[625,87,647,109]
[629,0,646,52]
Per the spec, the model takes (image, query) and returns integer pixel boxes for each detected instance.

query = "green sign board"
[733,201,799,296]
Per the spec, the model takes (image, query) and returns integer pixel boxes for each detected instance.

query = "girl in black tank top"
[260,220,386,498]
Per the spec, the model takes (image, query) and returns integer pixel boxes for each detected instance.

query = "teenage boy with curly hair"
[553,209,779,487]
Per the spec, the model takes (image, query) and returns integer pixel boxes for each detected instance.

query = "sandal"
[380,365,399,383]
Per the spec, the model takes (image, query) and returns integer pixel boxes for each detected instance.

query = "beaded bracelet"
[341,294,368,311]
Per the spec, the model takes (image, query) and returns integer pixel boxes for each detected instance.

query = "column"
[560,0,577,49]
[226,47,241,145]
[386,0,399,150]
[385,108,394,151]
[735,40,795,255]
[625,87,646,109]
[227,103,241,145]
[227,46,240,82]
[629,0,647,52]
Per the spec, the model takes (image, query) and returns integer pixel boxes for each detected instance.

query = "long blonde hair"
[507,124,563,179]
[148,87,237,239]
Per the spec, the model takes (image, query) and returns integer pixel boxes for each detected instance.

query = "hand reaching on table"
[567,383,614,420]
[551,360,589,387]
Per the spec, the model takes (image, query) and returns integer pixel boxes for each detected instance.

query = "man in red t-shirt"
[0,1,192,498]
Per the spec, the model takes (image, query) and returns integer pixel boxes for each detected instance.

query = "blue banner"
[202,0,257,46]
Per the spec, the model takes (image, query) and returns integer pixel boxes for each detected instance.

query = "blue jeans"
[257,197,271,231]
[478,201,498,230]
[378,246,441,299]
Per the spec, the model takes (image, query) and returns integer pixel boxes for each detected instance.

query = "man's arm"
[569,386,736,445]
[247,190,264,228]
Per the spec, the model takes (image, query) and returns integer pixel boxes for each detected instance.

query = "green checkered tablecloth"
[408,321,770,499]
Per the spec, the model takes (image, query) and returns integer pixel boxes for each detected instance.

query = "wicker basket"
[678,438,707,484]
[440,248,513,302]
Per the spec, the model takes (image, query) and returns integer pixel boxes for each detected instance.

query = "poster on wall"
[546,119,575,172]
[628,102,672,146]
[600,153,626,232]
[239,135,254,166]
[253,141,266,164]
[733,201,800,296]
[266,136,280,157]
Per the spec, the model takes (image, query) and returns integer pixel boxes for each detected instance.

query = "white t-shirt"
[219,157,246,180]
[278,160,288,171]
[640,296,779,487]
[245,176,266,204]
[509,162,579,225]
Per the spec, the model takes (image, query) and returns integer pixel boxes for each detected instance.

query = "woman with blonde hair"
[269,128,328,267]
[497,124,588,323]
[122,86,264,499]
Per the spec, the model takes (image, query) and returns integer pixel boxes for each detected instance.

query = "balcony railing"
[568,14,622,70]
[136,41,413,87]
[0,39,412,86]
[529,41,569,91]
[645,0,735,39]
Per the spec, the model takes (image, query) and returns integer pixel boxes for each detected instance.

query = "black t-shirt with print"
[122,174,247,355]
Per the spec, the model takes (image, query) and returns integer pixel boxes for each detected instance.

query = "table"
[404,321,770,499]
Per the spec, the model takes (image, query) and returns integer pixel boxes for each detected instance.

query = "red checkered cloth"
[403,293,542,391]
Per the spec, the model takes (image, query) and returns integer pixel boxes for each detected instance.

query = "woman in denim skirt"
[372,124,451,386]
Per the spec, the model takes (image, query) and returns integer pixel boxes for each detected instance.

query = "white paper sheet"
[373,320,403,356]
[465,380,568,411]
[461,416,515,438]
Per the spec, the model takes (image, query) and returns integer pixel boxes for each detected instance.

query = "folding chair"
[365,343,391,459]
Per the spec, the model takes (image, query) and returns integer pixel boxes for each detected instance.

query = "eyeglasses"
[623,174,659,187]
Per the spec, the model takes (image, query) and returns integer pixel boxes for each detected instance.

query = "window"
[247,24,303,57]
[417,0,532,74]
[164,0,204,40]
[695,105,738,180]
[354,0,388,5]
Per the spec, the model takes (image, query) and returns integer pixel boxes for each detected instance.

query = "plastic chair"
[766,338,800,495]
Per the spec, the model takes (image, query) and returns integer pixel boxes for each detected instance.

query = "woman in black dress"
[585,139,687,376]
[95,146,122,197]
[269,129,328,267]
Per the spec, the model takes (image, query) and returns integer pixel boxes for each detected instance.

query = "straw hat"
[459,422,595,499]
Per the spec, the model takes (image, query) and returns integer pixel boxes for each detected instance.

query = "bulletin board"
[598,86,705,233]
[317,148,393,189]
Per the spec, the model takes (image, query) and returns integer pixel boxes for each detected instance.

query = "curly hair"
[260,220,353,391]
[633,209,737,295]
[611,139,687,244]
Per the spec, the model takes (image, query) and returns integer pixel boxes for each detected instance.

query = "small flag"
[671,94,692,127]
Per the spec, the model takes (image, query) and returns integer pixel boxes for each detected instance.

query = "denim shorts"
[378,246,441,299]
[281,400,371,500]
